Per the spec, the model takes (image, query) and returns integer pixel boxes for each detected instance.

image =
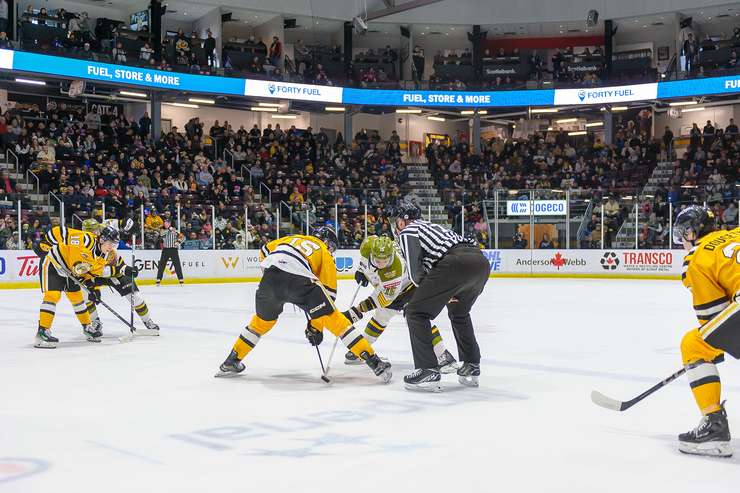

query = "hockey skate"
[214,350,246,378]
[457,362,480,387]
[344,350,364,365]
[437,350,460,374]
[82,324,103,342]
[34,328,58,349]
[404,368,442,392]
[137,319,161,336]
[679,402,733,457]
[363,352,392,383]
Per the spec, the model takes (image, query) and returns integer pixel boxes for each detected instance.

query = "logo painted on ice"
[335,257,354,272]
[268,83,276,94]
[0,457,51,484]
[578,89,586,102]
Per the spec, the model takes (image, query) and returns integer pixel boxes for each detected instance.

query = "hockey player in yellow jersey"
[216,227,392,382]
[33,224,122,348]
[674,206,740,457]
[80,218,159,336]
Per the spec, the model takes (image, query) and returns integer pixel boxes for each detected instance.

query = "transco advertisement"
[2,49,740,107]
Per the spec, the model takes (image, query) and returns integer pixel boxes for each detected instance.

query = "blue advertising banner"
[341,87,555,107]
[3,49,740,107]
[657,75,740,99]
[10,50,246,96]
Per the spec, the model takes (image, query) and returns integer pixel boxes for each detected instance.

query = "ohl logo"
[335,257,354,272]
[578,89,587,102]
[268,83,276,94]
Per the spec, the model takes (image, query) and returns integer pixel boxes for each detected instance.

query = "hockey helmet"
[371,236,395,269]
[672,205,716,246]
[313,226,338,253]
[81,218,101,234]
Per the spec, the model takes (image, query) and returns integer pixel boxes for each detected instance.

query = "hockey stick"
[130,235,136,332]
[303,310,331,384]
[591,367,688,412]
[323,283,363,378]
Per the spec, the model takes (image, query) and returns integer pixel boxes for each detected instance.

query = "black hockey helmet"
[313,226,338,253]
[672,205,716,245]
[99,225,120,244]
[389,200,422,222]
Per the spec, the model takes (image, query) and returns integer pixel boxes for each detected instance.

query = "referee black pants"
[405,245,489,369]
[157,247,184,282]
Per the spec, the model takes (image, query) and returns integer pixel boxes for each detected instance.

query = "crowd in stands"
[0,100,737,251]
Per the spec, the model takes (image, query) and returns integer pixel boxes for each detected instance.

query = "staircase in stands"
[613,160,675,248]
[405,162,449,225]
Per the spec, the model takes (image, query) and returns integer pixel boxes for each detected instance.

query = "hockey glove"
[358,297,377,312]
[85,284,101,304]
[117,265,139,278]
[342,306,363,324]
[354,271,369,287]
[305,323,323,346]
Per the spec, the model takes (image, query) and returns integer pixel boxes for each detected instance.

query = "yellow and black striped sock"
[364,318,386,344]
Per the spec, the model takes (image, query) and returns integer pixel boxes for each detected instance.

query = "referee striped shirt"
[162,229,180,248]
[398,220,469,286]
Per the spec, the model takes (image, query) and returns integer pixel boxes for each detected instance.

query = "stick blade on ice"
[590,390,625,411]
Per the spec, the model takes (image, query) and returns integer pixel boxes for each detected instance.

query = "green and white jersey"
[358,245,412,308]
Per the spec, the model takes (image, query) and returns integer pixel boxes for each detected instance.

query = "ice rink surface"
[2,278,740,492]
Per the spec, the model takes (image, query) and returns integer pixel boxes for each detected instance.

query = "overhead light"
[325,106,345,112]
[251,106,278,112]
[258,102,283,108]
[568,130,587,136]
[460,110,487,115]
[189,98,215,104]
[427,116,446,122]
[272,114,298,119]
[531,108,558,113]
[556,118,578,123]
[585,121,604,127]
[547,127,554,131]
[600,106,607,111]
[669,100,697,106]
[611,106,628,111]
[120,90,147,97]
[512,124,516,128]
[396,109,422,114]
[166,102,199,108]
[681,184,698,188]
[682,107,706,113]
[507,190,519,195]
[15,78,46,85]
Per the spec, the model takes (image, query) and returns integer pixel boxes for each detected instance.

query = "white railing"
[49,191,64,226]
[260,182,272,204]
[6,149,19,174]
[26,169,40,194]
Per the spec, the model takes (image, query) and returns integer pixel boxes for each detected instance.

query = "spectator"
[723,202,738,226]
[538,233,554,249]
[726,118,738,136]
[203,30,216,68]
[112,42,127,63]
[512,231,527,249]
[0,0,7,35]
[140,42,154,63]
[0,170,16,202]
[269,36,282,66]
[85,108,101,131]
[683,32,698,74]
[139,112,151,138]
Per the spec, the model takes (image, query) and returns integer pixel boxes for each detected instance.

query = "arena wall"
[0,249,686,288]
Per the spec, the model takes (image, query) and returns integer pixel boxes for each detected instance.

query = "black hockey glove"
[118,265,139,278]
[354,271,369,287]
[305,323,323,346]
[84,282,101,303]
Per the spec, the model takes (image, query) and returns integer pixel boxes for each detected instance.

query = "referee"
[392,201,489,392]
[156,226,184,286]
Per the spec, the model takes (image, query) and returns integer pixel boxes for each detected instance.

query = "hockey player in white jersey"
[342,235,459,372]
